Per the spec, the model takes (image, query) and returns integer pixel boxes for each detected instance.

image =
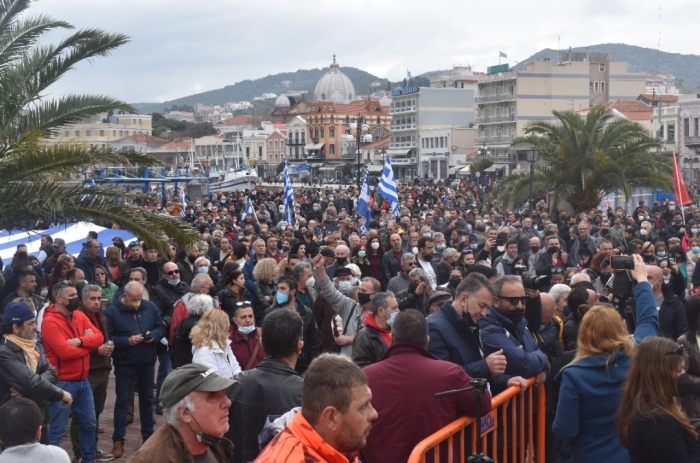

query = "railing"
[685,136,700,146]
[408,377,545,463]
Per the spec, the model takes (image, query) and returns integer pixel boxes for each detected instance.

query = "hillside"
[132,67,391,114]
[514,43,700,88]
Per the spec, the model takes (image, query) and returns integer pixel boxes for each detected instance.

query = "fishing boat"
[208,136,258,192]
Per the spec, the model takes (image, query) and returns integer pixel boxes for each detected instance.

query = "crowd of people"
[2,179,700,463]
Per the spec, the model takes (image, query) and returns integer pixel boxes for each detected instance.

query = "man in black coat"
[151,262,191,332]
[381,234,404,283]
[647,265,687,340]
[226,308,304,463]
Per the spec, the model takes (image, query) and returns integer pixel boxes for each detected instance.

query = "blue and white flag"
[357,172,371,233]
[243,198,254,221]
[499,51,507,58]
[80,179,95,201]
[378,156,399,216]
[179,187,187,218]
[407,70,412,79]
[283,157,295,225]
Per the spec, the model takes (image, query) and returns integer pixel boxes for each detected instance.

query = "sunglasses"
[497,295,528,306]
[666,345,684,356]
[236,301,252,306]
[165,270,180,276]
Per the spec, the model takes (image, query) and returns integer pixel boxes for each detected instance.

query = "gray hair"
[442,247,458,259]
[400,252,416,265]
[82,284,102,299]
[335,244,350,255]
[194,257,210,267]
[292,261,312,281]
[433,232,444,240]
[163,393,195,426]
[549,284,571,304]
[370,291,396,315]
[570,273,591,285]
[212,230,223,238]
[408,268,427,281]
[129,267,147,281]
[186,294,214,316]
[190,274,211,293]
[123,281,144,295]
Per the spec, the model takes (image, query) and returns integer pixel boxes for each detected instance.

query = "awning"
[484,163,508,172]
[386,149,411,156]
[368,164,383,172]
[304,143,325,150]
[319,166,338,172]
[458,165,470,174]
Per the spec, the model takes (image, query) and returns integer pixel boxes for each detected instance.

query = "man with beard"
[256,354,378,463]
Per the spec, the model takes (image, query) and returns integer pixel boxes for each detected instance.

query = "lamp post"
[526,150,539,218]
[477,144,490,185]
[350,115,372,187]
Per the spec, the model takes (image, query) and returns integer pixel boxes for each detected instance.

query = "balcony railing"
[389,106,416,114]
[475,114,515,124]
[389,123,417,131]
[476,93,516,103]
[388,142,417,149]
[685,136,700,146]
[475,135,514,145]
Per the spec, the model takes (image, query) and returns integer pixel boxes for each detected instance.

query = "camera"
[609,255,634,270]
[522,274,549,291]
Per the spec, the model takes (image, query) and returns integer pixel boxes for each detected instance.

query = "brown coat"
[679,334,700,419]
[127,424,234,463]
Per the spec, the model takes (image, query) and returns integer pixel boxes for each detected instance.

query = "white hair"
[548,284,571,304]
[569,273,591,285]
[162,393,195,425]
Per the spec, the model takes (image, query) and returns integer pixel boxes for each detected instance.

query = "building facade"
[45,112,153,148]
[418,127,476,180]
[678,94,700,185]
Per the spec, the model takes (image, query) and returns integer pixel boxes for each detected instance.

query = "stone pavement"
[58,368,164,461]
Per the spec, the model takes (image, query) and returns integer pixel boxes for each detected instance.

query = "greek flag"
[357,172,371,233]
[499,51,507,58]
[80,179,95,201]
[407,70,412,79]
[179,187,187,218]
[283,157,294,224]
[243,198,254,221]
[378,156,399,216]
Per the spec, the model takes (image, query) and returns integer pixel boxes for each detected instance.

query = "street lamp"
[526,150,539,218]
[350,115,372,187]
[477,144,490,185]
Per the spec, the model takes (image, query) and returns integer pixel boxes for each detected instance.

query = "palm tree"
[0,0,198,251]
[498,106,672,214]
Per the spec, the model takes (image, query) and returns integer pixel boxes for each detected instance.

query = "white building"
[418,127,476,179]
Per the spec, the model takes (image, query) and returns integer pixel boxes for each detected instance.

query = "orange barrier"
[407,377,545,463]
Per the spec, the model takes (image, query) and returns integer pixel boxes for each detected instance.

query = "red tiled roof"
[113,133,167,143]
[219,115,260,125]
[604,100,654,121]
[638,94,678,103]
[310,100,389,116]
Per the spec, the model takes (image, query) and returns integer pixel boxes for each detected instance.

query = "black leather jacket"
[264,301,321,374]
[151,279,191,327]
[226,359,303,463]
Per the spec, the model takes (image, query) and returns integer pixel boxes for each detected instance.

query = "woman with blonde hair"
[191,309,241,379]
[553,255,659,463]
[252,258,278,321]
[105,246,122,280]
[619,336,700,462]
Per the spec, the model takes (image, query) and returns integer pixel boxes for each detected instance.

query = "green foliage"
[498,107,672,214]
[469,158,494,174]
[341,163,354,177]
[0,0,199,252]
[276,163,284,175]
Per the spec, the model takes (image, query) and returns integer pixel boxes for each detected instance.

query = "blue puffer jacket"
[552,281,659,463]
[105,298,165,367]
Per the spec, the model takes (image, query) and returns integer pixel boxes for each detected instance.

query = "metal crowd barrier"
[407,377,545,463]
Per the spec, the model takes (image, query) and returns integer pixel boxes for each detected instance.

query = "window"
[119,131,123,136]
[65,130,69,137]
[281,141,285,150]
[246,146,250,156]
[99,130,105,136]
[112,130,116,137]
[86,130,91,137]
[75,130,80,137]
[320,129,324,139]
[301,132,306,143]
[685,118,690,137]
[599,64,605,72]
[330,144,335,155]
[430,138,434,149]
[589,82,593,92]
[593,82,599,92]
[269,141,273,150]
[508,85,514,95]
[440,137,444,148]
[258,146,262,158]
[601,81,606,93]
[329,128,335,138]
[695,118,699,136]
[668,125,675,142]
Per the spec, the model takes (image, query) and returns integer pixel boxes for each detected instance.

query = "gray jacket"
[386,272,409,296]
[317,276,363,357]
[0,442,70,463]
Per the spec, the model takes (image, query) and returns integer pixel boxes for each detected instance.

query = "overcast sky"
[37,0,700,104]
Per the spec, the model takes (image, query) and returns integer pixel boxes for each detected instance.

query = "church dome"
[314,55,355,104]
[274,94,291,108]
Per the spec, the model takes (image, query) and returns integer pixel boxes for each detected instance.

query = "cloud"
[34,0,700,104]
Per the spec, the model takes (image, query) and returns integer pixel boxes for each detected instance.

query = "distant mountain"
[132,67,391,114]
[513,43,700,88]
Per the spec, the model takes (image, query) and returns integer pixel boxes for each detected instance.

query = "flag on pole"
[499,51,507,58]
[357,172,372,233]
[179,187,187,218]
[672,150,692,206]
[283,156,295,225]
[80,179,95,201]
[407,70,412,79]
[243,198,255,222]
[378,156,400,216]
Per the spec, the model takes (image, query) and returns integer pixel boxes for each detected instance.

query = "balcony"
[389,142,417,149]
[288,138,306,146]
[475,135,514,145]
[685,136,700,147]
[389,123,417,131]
[389,106,416,114]
[476,93,516,103]
[476,114,515,124]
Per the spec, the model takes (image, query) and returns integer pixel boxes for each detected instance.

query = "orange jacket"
[42,305,104,381]
[256,412,358,463]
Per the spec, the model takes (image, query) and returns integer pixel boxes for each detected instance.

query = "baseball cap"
[52,238,66,248]
[3,302,35,325]
[160,364,238,409]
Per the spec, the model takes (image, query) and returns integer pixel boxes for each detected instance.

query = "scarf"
[5,334,39,373]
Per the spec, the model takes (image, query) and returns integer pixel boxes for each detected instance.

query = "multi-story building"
[286,116,307,160]
[45,111,153,148]
[111,134,167,153]
[476,52,646,165]
[389,85,475,179]
[418,127,476,180]
[266,129,287,174]
[429,65,479,90]
[678,94,700,185]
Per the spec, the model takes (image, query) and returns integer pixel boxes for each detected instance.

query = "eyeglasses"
[235,301,252,307]
[406,262,416,267]
[666,345,684,356]
[497,295,528,306]
[165,270,180,276]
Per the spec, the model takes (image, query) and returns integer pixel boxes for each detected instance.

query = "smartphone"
[609,256,634,271]
[669,258,675,265]
[142,333,153,341]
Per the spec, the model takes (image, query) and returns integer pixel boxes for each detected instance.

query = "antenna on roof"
[558,36,561,65]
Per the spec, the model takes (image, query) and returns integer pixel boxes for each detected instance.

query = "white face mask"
[371,242,380,250]
[305,276,316,288]
[412,247,419,254]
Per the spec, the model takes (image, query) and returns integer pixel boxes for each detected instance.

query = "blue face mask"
[386,311,398,326]
[657,251,666,257]
[276,291,289,305]
[358,250,366,258]
[197,267,209,274]
[470,243,478,250]
[693,247,700,254]
[167,279,180,286]
[338,281,352,293]
[238,325,256,335]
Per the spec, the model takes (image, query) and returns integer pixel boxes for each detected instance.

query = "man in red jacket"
[361,309,492,463]
[42,281,104,463]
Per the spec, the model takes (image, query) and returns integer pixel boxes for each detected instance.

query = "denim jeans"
[70,369,110,458]
[113,362,155,443]
[48,379,96,463]
[155,350,171,404]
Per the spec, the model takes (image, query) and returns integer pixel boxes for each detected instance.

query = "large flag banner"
[283,157,295,224]
[179,187,187,218]
[357,172,372,233]
[673,151,692,206]
[378,156,400,216]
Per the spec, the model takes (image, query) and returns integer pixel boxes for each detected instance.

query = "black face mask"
[449,277,461,288]
[548,246,560,254]
[600,274,612,285]
[502,308,526,326]
[66,297,81,311]
[601,229,609,235]
[336,257,347,266]
[212,239,221,246]
[358,292,372,306]
[530,246,540,254]
[408,282,419,293]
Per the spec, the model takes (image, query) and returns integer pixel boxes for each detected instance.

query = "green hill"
[513,43,700,89]
[132,67,391,114]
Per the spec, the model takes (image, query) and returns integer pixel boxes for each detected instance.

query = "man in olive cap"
[127,364,238,463]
